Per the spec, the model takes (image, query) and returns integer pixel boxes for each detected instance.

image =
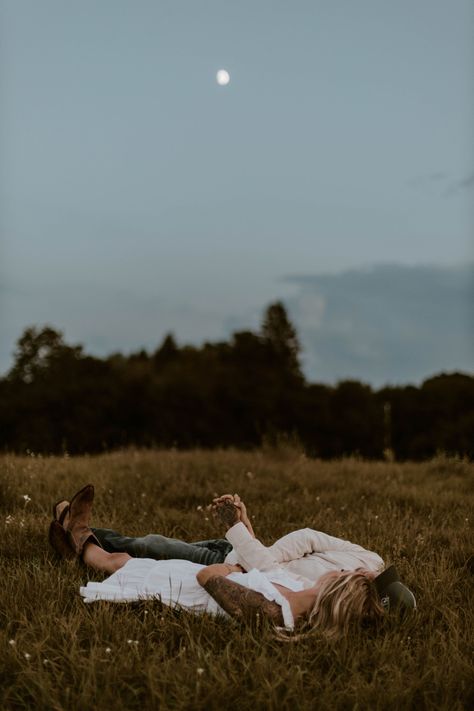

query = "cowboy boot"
[52,499,70,526]
[48,519,76,560]
[66,484,102,557]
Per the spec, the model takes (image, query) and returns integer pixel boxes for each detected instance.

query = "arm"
[213,494,256,538]
[225,522,281,572]
[199,575,284,627]
[196,563,243,585]
[234,494,256,538]
[268,528,384,568]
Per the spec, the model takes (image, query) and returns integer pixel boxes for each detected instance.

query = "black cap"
[374,565,416,613]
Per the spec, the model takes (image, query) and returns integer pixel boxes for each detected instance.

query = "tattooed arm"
[197,569,284,626]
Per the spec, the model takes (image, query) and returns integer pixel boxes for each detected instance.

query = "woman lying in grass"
[50,485,386,639]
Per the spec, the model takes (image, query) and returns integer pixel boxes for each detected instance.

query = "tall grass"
[1,449,473,710]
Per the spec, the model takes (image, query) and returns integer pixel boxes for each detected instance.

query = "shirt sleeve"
[225,523,280,572]
[267,528,381,563]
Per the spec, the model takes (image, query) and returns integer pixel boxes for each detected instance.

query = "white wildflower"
[105,647,111,654]
[43,659,49,665]
[22,494,31,503]
[197,667,204,675]
[196,505,203,511]
[8,639,15,646]
[24,652,31,660]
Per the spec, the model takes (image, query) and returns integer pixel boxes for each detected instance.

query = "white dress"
[80,559,300,629]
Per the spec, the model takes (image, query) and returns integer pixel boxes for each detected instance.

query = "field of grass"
[1,448,473,710]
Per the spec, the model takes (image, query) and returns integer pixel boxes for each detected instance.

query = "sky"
[1,0,473,385]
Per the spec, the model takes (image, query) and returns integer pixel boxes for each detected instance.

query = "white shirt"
[224,523,384,589]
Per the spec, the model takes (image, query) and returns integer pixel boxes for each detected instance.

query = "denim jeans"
[92,527,233,566]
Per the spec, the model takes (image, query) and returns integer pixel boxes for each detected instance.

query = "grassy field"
[0,448,473,710]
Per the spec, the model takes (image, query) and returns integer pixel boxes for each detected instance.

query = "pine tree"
[260,301,302,378]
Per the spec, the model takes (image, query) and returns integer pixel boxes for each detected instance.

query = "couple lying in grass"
[49,485,416,639]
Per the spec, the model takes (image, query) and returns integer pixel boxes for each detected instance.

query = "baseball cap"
[374,565,417,613]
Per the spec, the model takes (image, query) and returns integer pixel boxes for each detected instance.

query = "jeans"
[92,527,233,566]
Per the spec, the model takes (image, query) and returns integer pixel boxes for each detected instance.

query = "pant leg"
[92,528,231,565]
[191,538,233,559]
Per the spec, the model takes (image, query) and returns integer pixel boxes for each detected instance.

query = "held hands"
[211,498,240,529]
[211,493,255,537]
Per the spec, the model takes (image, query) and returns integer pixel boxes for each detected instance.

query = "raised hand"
[212,499,240,530]
[212,493,255,538]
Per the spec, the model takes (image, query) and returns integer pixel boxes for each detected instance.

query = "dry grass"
[1,448,473,710]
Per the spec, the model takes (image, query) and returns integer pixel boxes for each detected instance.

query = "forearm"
[225,523,280,571]
[241,515,256,538]
[202,575,283,626]
[196,563,239,586]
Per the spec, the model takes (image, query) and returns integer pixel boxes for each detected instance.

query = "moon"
[216,69,230,86]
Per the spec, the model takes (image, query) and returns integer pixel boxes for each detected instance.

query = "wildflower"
[43,659,49,665]
[8,639,15,646]
[24,653,31,660]
[5,515,13,525]
[197,668,204,675]
[22,494,31,503]
[105,647,111,654]
[196,505,203,511]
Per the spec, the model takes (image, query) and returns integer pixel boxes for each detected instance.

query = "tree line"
[0,302,472,459]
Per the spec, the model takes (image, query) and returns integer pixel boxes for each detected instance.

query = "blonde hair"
[278,569,385,642]
[306,569,385,640]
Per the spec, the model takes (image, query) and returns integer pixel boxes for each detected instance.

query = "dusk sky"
[1,1,473,385]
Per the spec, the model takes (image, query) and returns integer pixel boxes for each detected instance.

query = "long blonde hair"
[306,569,385,640]
[278,569,385,642]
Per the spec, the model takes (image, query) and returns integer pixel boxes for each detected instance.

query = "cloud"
[444,171,474,197]
[283,264,473,386]
[406,172,447,187]
[1,264,472,387]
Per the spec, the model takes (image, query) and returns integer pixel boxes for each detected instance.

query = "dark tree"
[260,301,302,378]
[153,333,179,369]
[0,310,472,459]
[8,326,82,384]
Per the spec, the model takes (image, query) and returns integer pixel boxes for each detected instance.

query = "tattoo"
[204,576,284,627]
[214,500,239,529]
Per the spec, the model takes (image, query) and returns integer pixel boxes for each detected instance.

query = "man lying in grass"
[49,485,416,638]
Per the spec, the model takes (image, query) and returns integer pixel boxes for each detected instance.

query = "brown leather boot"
[52,499,70,527]
[66,484,102,557]
[48,520,75,560]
